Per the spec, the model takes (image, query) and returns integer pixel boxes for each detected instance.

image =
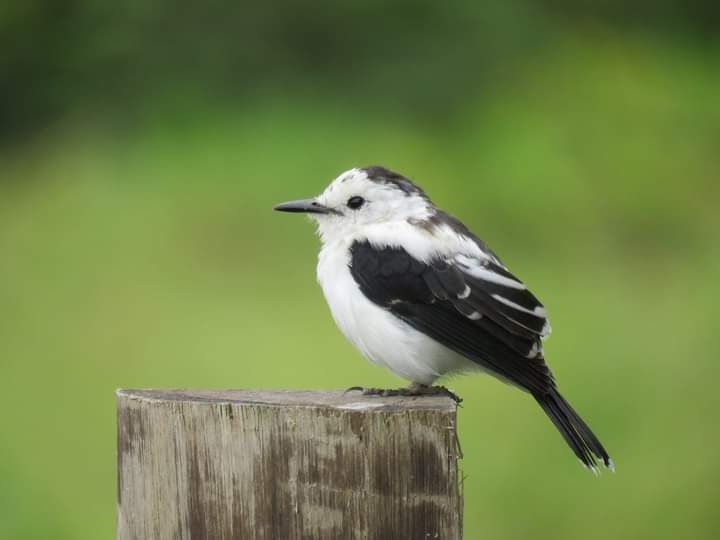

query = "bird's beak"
[273,198,337,215]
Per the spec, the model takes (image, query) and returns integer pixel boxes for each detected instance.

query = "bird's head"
[274,166,434,243]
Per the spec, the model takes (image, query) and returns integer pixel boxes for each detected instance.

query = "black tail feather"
[534,387,612,472]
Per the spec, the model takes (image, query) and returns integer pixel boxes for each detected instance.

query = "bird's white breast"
[316,237,475,385]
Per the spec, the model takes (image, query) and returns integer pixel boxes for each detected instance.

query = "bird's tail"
[534,387,613,473]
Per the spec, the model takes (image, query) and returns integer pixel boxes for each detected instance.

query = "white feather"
[456,255,526,289]
[317,235,477,384]
[491,294,547,317]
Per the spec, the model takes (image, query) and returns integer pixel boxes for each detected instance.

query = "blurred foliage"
[2,0,719,139]
[1,2,719,539]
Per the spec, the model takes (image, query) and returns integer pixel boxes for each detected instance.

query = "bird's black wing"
[349,239,612,470]
[349,240,553,394]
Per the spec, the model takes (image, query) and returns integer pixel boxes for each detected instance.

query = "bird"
[274,165,612,472]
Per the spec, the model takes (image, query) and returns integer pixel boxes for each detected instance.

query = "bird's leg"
[345,383,462,404]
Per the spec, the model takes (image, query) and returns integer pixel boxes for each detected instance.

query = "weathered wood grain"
[117,389,462,540]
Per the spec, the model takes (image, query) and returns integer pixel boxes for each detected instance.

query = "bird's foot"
[345,383,463,404]
[406,383,463,404]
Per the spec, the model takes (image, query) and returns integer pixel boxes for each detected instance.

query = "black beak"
[273,198,337,215]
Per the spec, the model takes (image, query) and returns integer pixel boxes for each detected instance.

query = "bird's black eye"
[347,196,365,210]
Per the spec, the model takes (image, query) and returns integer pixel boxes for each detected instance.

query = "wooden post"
[117,389,462,540]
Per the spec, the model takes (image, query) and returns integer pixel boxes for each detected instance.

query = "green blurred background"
[1,2,719,538]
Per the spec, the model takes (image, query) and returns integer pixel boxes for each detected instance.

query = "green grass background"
[1,38,719,539]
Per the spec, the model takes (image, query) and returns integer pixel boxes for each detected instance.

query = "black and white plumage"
[274,166,612,472]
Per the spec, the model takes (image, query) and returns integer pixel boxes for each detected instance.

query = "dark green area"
[2,1,719,139]
[1,3,719,538]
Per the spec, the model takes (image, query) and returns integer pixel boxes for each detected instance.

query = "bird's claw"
[344,384,463,404]
[424,385,464,404]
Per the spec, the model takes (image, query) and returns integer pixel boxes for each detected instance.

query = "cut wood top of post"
[116,389,457,413]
